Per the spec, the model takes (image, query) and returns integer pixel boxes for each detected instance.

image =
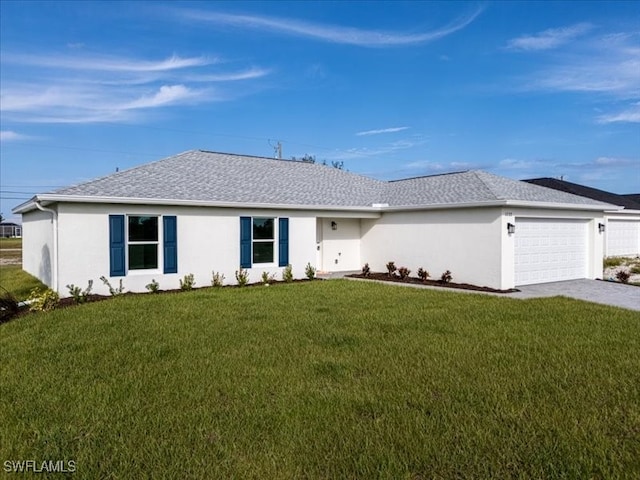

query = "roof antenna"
[116,167,119,172]
[268,140,282,159]
[560,175,564,181]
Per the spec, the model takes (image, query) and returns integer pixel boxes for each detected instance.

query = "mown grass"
[0,266,45,301]
[0,237,22,249]
[1,280,639,478]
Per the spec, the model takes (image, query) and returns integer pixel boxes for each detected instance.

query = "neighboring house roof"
[524,178,640,210]
[0,222,21,227]
[386,170,607,208]
[13,150,617,213]
[622,193,640,204]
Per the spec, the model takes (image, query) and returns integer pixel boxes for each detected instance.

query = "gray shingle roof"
[53,150,386,207]
[48,150,613,210]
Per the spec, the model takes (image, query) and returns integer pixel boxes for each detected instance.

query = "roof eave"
[13,194,383,214]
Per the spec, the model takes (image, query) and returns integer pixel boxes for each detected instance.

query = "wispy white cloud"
[177,6,484,47]
[506,23,592,51]
[1,51,271,123]
[356,127,409,136]
[326,138,426,161]
[597,102,640,124]
[516,30,640,101]
[3,53,215,72]
[0,130,33,142]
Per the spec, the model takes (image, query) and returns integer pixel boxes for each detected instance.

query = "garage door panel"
[515,218,588,286]
[607,220,640,256]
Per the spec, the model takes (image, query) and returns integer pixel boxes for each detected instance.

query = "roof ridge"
[469,170,503,200]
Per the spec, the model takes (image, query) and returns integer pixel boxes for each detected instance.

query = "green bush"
[180,274,195,291]
[282,264,294,283]
[235,268,249,287]
[66,280,93,304]
[145,279,160,293]
[100,276,124,296]
[27,288,59,312]
[305,263,316,280]
[260,271,276,286]
[211,271,225,288]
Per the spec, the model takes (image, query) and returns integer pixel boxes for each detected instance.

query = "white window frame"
[252,217,277,266]
[127,215,162,274]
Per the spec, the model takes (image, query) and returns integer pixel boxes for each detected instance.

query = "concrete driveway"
[511,279,640,311]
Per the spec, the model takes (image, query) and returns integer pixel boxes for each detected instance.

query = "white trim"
[13,194,619,215]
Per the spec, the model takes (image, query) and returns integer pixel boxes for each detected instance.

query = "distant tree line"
[290,154,344,170]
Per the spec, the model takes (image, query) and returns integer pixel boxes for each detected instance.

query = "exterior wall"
[55,203,319,296]
[317,217,361,271]
[360,208,504,289]
[604,212,640,257]
[22,209,55,288]
[505,207,605,287]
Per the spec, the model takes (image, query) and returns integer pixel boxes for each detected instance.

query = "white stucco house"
[525,178,640,257]
[12,150,618,296]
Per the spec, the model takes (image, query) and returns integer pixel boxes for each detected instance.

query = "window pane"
[253,218,274,240]
[129,216,158,242]
[129,244,158,270]
[253,242,274,264]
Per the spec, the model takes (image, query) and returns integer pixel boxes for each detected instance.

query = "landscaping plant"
[397,266,411,280]
[361,263,371,277]
[27,287,59,312]
[282,264,294,283]
[440,270,453,283]
[211,271,225,288]
[260,271,276,286]
[417,267,429,281]
[235,268,249,287]
[386,261,397,277]
[66,280,93,304]
[100,276,124,296]
[305,263,316,280]
[180,274,196,291]
[145,279,160,293]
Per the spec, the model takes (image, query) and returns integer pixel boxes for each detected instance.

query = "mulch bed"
[347,272,520,294]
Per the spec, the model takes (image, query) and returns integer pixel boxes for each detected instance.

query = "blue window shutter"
[278,217,289,267]
[240,217,252,268]
[163,216,178,274]
[109,215,125,277]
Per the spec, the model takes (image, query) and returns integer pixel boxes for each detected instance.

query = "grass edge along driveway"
[1,280,639,479]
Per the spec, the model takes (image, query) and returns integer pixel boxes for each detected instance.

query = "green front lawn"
[0,266,45,301]
[1,280,639,478]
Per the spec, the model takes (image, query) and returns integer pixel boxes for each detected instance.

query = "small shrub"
[440,270,453,283]
[398,266,411,280]
[27,288,59,312]
[282,264,294,283]
[100,276,124,296]
[66,280,93,304]
[180,274,195,291]
[386,261,397,277]
[615,270,630,284]
[235,268,249,287]
[417,268,429,281]
[604,257,624,268]
[362,263,371,277]
[211,271,225,288]
[261,271,276,285]
[305,263,316,280]
[145,279,160,293]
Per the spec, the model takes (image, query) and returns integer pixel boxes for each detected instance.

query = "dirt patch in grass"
[347,272,519,293]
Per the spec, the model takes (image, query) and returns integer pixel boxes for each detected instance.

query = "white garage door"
[515,218,588,286]
[607,220,640,256]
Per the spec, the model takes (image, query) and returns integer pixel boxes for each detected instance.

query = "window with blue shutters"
[109,214,177,275]
[240,216,289,267]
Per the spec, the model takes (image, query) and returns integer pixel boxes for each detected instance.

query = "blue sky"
[1,0,639,220]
